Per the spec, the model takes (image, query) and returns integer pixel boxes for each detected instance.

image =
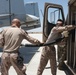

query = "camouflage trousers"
[1,52,26,75]
[37,46,57,75]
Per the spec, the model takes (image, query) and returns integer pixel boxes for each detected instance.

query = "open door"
[43,2,65,42]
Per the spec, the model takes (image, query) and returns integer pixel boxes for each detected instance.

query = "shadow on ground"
[19,46,40,64]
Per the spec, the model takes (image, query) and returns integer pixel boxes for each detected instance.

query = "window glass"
[48,8,63,24]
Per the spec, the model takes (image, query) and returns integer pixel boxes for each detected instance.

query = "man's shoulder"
[51,26,60,32]
[52,26,57,30]
[20,28,25,32]
[20,28,28,34]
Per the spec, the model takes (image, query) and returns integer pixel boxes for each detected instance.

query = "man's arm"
[23,31,41,45]
[65,25,76,31]
[25,34,41,44]
[54,25,76,33]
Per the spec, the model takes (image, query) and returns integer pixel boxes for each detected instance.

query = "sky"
[24,0,68,32]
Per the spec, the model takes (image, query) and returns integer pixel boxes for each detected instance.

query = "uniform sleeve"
[0,29,5,47]
[53,27,66,33]
[65,25,76,31]
[54,25,76,33]
[22,30,41,45]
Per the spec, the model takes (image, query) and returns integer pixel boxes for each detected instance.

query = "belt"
[3,50,19,53]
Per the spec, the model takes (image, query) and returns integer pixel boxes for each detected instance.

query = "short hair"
[57,19,63,24]
[12,18,20,23]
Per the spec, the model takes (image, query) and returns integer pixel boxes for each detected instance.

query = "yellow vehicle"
[43,0,76,74]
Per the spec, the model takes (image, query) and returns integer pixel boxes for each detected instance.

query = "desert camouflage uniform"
[37,26,62,75]
[37,46,57,75]
[1,27,40,75]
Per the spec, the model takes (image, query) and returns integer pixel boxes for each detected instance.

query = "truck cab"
[43,2,76,74]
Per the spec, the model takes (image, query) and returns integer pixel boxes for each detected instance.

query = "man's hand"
[61,31,69,37]
[34,39,41,45]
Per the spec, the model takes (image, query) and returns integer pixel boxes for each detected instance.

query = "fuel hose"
[23,37,65,47]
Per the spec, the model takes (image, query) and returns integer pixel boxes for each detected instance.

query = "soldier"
[0,18,41,75]
[37,19,76,75]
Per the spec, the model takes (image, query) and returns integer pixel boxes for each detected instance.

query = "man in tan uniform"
[37,19,76,75]
[0,18,41,75]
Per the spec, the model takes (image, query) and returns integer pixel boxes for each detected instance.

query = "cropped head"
[12,18,21,27]
[56,19,63,26]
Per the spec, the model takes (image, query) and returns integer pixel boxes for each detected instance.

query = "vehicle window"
[48,8,63,24]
